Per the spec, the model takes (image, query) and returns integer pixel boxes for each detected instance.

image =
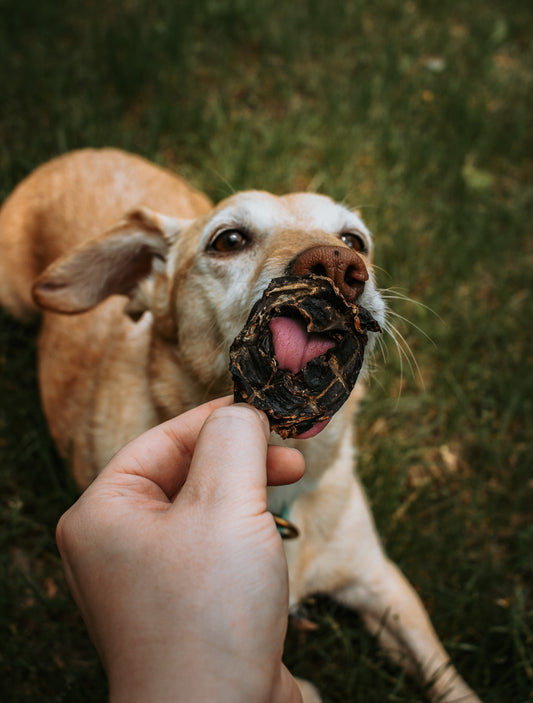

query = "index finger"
[105,396,234,498]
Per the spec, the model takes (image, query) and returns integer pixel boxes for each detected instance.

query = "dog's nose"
[290,245,368,302]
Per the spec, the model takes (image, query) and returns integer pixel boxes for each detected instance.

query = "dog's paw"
[430,675,483,703]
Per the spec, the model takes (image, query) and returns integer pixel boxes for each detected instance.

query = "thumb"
[179,404,271,512]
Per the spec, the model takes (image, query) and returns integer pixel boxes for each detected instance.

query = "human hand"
[56,397,305,703]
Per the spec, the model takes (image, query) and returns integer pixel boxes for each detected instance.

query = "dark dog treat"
[229,275,381,439]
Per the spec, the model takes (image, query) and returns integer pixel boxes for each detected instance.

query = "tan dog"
[0,148,481,703]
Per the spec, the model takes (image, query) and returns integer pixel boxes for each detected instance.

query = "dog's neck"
[147,331,233,420]
[146,321,358,514]
[267,409,355,514]
[267,475,320,515]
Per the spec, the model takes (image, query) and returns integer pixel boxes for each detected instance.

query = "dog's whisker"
[386,309,436,348]
[205,167,237,197]
[380,286,440,319]
[381,317,425,392]
[372,263,393,281]
[374,327,391,367]
[374,284,433,394]
[383,322,407,401]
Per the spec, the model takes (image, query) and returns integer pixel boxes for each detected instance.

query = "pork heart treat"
[229,275,381,439]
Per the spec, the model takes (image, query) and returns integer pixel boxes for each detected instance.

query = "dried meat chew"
[229,275,381,439]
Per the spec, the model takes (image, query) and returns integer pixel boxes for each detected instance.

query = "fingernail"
[234,403,270,433]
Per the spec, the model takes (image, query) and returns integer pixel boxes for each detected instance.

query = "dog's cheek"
[171,277,231,384]
[205,265,258,332]
[358,270,386,329]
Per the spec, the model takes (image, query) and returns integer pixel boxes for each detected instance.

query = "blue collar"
[273,506,299,539]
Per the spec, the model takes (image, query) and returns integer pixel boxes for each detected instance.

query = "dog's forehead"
[209,190,370,236]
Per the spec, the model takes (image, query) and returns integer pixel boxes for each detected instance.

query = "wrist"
[108,659,302,703]
[269,665,305,703]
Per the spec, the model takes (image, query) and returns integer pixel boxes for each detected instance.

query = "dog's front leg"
[287,474,481,703]
[329,483,482,703]
[335,557,481,702]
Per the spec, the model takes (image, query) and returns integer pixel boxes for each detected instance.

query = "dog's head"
[33,190,385,408]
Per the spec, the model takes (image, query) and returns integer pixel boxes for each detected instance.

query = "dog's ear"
[32,208,187,315]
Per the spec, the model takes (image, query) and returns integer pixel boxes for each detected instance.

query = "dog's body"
[0,149,480,702]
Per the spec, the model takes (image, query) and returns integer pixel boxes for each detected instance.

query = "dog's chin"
[294,418,331,439]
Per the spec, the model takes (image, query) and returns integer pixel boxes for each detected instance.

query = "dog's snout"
[290,245,368,302]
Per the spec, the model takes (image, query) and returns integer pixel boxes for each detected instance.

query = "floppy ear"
[32,208,186,315]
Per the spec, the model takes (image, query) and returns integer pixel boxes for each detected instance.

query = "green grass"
[0,0,531,701]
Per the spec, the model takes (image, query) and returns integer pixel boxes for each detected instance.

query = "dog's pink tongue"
[269,316,335,374]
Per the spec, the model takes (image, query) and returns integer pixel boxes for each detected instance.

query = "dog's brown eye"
[210,229,250,254]
[340,232,367,253]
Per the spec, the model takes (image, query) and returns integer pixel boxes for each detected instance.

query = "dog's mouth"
[269,314,336,375]
[229,275,381,439]
[268,314,336,437]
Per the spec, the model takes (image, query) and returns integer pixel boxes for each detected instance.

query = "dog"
[0,148,481,702]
